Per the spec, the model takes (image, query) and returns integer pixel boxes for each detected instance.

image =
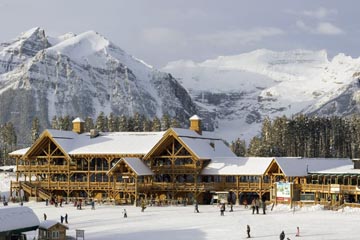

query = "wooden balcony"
[17,165,77,172]
[301,184,360,194]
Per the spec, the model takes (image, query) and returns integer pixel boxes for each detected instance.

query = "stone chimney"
[189,115,202,135]
[72,117,85,134]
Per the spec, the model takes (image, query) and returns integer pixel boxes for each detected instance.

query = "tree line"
[4,113,360,165]
[231,115,360,158]
[48,112,181,133]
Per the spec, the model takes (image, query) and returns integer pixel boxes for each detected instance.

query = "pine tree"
[119,115,127,131]
[51,116,58,129]
[108,113,116,132]
[84,117,94,132]
[161,114,171,131]
[31,117,40,143]
[170,118,180,128]
[231,138,246,156]
[152,117,161,131]
[96,112,106,131]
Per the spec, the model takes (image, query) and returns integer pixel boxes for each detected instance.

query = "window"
[52,231,59,239]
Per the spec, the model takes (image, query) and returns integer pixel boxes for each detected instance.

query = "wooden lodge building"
[9,116,360,206]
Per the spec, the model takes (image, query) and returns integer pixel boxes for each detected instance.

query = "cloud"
[194,27,284,47]
[141,28,187,46]
[316,22,343,35]
[296,20,344,35]
[302,7,337,19]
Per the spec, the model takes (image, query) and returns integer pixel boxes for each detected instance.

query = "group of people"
[246,226,300,239]
[250,197,266,215]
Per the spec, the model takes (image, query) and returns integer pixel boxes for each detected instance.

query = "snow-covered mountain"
[0,28,201,143]
[162,49,360,142]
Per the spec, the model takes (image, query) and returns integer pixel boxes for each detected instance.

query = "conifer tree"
[51,116,58,129]
[152,117,161,131]
[31,117,40,143]
[119,115,127,131]
[84,117,94,132]
[96,112,106,131]
[161,114,171,131]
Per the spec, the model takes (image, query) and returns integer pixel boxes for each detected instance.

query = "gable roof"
[107,158,154,176]
[0,206,40,234]
[275,157,352,177]
[201,157,274,175]
[39,220,68,230]
[144,128,235,160]
[50,130,164,155]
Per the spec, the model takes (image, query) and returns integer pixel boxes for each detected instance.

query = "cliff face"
[0,28,201,144]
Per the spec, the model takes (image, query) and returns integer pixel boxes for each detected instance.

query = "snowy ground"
[0,200,359,240]
[1,170,360,240]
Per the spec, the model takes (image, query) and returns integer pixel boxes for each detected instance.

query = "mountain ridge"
[0,28,202,144]
[162,48,360,142]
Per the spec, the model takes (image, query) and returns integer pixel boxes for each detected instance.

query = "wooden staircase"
[20,181,52,201]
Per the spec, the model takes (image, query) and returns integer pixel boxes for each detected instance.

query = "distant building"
[0,206,39,240]
[38,220,68,240]
[9,116,360,206]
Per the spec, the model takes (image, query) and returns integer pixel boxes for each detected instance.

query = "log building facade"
[9,116,360,206]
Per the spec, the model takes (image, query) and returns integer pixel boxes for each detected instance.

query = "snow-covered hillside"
[0,28,200,143]
[163,49,360,142]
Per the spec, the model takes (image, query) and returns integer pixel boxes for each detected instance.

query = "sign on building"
[276,182,292,202]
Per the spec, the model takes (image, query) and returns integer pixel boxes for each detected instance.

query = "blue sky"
[0,0,358,67]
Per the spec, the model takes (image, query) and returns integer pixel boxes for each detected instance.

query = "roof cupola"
[189,115,202,135]
[72,117,85,134]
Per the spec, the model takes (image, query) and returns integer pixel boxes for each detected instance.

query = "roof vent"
[353,159,360,169]
[90,129,99,138]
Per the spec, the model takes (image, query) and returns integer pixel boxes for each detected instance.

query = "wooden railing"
[17,165,77,172]
[301,184,360,194]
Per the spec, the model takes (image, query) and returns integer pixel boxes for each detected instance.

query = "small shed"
[0,206,40,240]
[38,220,68,240]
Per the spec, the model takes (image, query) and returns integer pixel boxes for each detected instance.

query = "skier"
[251,199,256,214]
[262,200,266,214]
[123,209,127,218]
[43,213,47,220]
[255,198,260,214]
[280,230,285,240]
[194,201,199,213]
[295,226,300,237]
[247,225,251,238]
[141,200,147,212]
[65,213,68,224]
[60,215,64,224]
[220,203,225,216]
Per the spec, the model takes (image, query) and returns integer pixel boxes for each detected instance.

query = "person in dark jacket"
[194,201,199,213]
[64,213,68,224]
[220,203,225,216]
[247,225,251,238]
[280,230,285,240]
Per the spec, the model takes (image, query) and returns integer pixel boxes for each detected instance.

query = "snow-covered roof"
[72,117,84,123]
[276,157,353,176]
[122,158,154,176]
[47,130,165,155]
[172,128,220,140]
[201,157,274,175]
[39,220,68,230]
[9,147,30,156]
[190,115,201,120]
[180,137,235,159]
[0,206,40,233]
